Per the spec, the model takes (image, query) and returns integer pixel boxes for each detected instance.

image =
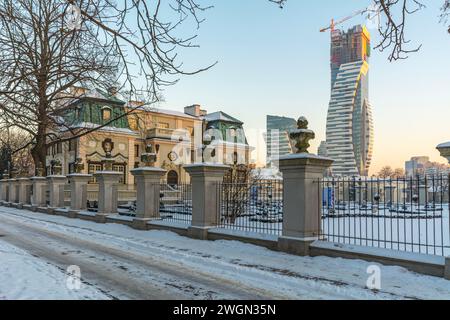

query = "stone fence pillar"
[47,175,67,212]
[130,167,166,230]
[17,178,32,208]
[184,164,230,239]
[67,174,92,216]
[31,177,48,209]
[278,154,333,256]
[8,179,18,205]
[94,171,122,222]
[0,179,9,203]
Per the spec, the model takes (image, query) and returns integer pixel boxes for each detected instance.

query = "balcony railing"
[146,128,190,141]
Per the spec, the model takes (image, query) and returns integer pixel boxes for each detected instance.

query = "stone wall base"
[278,236,316,256]
[95,214,108,223]
[445,257,450,280]
[131,218,151,230]
[187,226,210,240]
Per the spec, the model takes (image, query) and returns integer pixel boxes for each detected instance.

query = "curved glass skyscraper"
[325,25,374,177]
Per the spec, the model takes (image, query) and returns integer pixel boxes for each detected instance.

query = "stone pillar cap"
[184,163,230,170]
[67,173,92,178]
[31,176,47,180]
[130,167,167,175]
[279,153,333,162]
[93,171,123,176]
[46,175,67,179]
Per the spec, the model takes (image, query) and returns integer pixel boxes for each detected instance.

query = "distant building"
[405,156,450,177]
[325,25,374,177]
[405,156,429,177]
[266,115,297,167]
[317,141,328,157]
[202,111,252,166]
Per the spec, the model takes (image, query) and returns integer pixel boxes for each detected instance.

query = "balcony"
[146,127,191,141]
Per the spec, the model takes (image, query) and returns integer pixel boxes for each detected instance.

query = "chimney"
[184,104,203,117]
[108,86,118,97]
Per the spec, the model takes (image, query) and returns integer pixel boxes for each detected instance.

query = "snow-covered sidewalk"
[0,239,108,299]
[0,206,449,300]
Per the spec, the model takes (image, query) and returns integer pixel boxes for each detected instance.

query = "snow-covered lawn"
[0,206,449,300]
[322,208,450,256]
[0,239,108,300]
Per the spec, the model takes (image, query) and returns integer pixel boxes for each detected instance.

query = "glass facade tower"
[266,115,297,167]
[325,25,374,177]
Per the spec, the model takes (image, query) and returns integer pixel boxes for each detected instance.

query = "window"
[129,115,139,131]
[113,164,126,184]
[57,142,62,154]
[102,107,112,122]
[88,163,103,183]
[68,139,76,152]
[134,145,140,158]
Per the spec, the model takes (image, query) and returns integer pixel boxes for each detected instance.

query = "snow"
[0,206,449,299]
[67,122,138,135]
[437,141,450,149]
[0,240,108,300]
[322,207,450,256]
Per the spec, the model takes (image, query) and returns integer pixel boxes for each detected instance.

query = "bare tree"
[378,166,394,178]
[0,0,286,174]
[0,125,34,176]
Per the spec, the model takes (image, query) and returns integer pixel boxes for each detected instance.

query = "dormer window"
[102,106,112,122]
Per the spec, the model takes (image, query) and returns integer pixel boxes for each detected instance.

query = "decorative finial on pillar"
[289,117,315,154]
[52,159,62,175]
[74,157,85,173]
[36,166,44,177]
[141,142,157,167]
[101,138,115,171]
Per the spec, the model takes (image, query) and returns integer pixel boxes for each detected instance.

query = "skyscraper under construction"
[325,25,374,177]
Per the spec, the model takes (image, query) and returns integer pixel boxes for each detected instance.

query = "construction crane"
[320,5,380,34]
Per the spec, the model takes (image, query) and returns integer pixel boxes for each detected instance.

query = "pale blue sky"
[156,0,450,173]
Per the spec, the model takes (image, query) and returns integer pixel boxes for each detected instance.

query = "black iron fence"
[320,175,450,256]
[159,183,192,224]
[217,180,283,236]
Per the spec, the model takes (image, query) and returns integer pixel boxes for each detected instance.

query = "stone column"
[130,167,166,230]
[278,154,333,256]
[94,171,122,222]
[31,177,48,209]
[47,175,67,212]
[445,256,450,280]
[67,174,92,217]
[184,164,230,239]
[17,178,32,208]
[8,179,18,205]
[0,179,9,204]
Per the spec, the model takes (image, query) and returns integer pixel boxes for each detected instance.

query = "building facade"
[46,89,251,187]
[265,115,297,167]
[405,156,450,177]
[324,25,374,177]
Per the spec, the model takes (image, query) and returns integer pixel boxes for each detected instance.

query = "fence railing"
[159,183,192,224]
[217,180,283,236]
[320,176,450,256]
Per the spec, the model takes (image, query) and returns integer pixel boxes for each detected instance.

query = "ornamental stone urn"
[289,116,315,154]
[437,142,450,164]
[140,143,157,167]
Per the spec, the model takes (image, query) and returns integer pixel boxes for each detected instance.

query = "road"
[0,206,449,300]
